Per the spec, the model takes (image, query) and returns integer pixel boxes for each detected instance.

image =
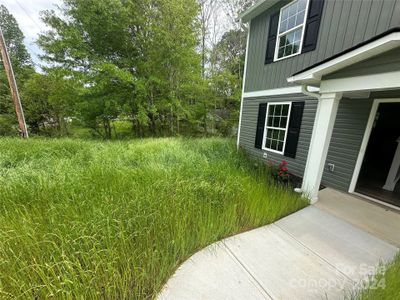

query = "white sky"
[0,0,62,67]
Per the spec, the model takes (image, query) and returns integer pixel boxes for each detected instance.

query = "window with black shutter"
[265,0,324,63]
[284,102,305,158]
[255,101,305,158]
[265,12,279,64]
[302,0,325,53]
[255,103,268,149]
[264,103,291,153]
[274,0,308,60]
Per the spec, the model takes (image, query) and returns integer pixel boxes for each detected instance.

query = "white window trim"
[274,0,310,62]
[262,102,292,155]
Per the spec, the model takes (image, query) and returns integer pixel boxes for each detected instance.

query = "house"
[237,0,400,208]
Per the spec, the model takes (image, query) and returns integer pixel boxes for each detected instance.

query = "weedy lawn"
[0,138,307,299]
[354,253,400,300]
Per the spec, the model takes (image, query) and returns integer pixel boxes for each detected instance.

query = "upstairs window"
[275,0,309,61]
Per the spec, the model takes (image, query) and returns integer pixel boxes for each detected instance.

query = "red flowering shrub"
[270,160,290,183]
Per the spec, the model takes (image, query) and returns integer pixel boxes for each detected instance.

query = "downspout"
[294,84,321,194]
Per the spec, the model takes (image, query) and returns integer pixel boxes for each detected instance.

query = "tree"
[207,28,247,136]
[134,0,202,135]
[211,29,247,78]
[22,69,78,135]
[219,0,256,30]
[38,0,203,138]
[78,63,134,139]
[197,0,218,78]
[0,5,31,68]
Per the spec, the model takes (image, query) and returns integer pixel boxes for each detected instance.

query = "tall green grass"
[354,254,400,300]
[0,138,307,299]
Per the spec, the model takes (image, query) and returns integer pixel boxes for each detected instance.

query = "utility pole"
[0,25,28,138]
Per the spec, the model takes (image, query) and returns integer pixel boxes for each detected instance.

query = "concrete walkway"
[158,197,399,300]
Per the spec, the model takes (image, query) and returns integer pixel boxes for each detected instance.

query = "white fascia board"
[240,0,280,22]
[243,86,319,98]
[320,71,400,93]
[287,32,400,85]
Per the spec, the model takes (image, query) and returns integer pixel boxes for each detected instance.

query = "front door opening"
[356,102,400,207]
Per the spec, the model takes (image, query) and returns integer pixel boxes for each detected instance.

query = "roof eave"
[287,30,400,86]
[240,0,281,22]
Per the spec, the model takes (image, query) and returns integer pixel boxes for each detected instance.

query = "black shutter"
[302,0,325,53]
[284,102,305,158]
[265,12,279,64]
[255,103,268,149]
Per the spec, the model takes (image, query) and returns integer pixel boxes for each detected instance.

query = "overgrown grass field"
[0,138,307,299]
[355,254,400,300]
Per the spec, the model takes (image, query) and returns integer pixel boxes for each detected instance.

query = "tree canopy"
[1,0,251,139]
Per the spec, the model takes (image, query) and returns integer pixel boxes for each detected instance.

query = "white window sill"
[262,148,285,155]
[273,51,302,62]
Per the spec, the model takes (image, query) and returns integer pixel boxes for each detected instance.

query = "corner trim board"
[237,21,252,148]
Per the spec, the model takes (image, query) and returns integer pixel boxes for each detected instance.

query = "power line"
[4,0,44,68]
[14,0,44,32]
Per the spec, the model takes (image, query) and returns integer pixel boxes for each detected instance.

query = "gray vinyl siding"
[239,95,317,177]
[324,48,400,80]
[239,96,373,189]
[321,98,373,191]
[240,93,399,191]
[245,0,400,92]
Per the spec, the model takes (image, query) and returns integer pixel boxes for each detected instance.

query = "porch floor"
[356,180,400,207]
[316,188,400,247]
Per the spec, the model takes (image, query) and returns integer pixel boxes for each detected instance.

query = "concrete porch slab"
[158,204,399,300]
[275,206,398,282]
[316,188,400,247]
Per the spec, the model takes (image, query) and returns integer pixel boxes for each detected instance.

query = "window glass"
[276,0,308,60]
[263,103,291,153]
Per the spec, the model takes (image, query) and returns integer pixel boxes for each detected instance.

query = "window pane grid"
[279,0,307,34]
[276,0,308,60]
[264,104,291,153]
[278,29,302,58]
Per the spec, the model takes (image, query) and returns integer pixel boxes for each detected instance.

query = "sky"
[1,0,62,67]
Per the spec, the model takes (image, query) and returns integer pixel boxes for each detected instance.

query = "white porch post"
[383,137,400,191]
[302,92,342,203]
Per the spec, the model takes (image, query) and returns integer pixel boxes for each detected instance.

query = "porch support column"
[302,92,342,203]
[383,137,400,191]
